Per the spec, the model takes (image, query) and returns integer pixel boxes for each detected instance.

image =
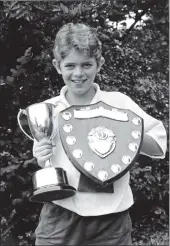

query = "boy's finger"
[35,145,52,153]
[36,149,53,157]
[38,153,53,163]
[37,138,52,145]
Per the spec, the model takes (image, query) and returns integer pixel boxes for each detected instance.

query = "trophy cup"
[17,103,76,203]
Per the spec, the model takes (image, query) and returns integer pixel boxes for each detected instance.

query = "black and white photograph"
[0,0,169,245]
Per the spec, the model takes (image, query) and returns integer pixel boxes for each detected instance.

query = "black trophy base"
[29,184,76,203]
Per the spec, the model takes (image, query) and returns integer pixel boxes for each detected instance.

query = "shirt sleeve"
[125,95,167,159]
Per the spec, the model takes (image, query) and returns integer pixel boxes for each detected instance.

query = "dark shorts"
[35,202,132,245]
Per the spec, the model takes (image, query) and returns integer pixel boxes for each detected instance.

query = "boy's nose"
[73,66,83,77]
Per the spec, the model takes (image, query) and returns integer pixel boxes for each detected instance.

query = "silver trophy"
[17,103,76,203]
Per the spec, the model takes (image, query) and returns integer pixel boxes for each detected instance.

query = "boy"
[33,23,167,245]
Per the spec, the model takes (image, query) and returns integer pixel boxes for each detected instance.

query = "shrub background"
[0,1,169,245]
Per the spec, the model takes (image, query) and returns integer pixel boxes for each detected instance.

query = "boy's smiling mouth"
[71,79,87,84]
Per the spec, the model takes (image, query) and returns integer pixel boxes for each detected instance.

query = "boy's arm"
[125,95,167,159]
[141,133,164,157]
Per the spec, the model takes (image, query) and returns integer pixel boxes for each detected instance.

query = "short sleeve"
[124,95,167,159]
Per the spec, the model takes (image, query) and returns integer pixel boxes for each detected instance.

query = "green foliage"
[0,0,168,244]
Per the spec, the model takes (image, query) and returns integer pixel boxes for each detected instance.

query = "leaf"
[23,158,36,168]
[16,175,27,184]
[10,68,20,77]
[10,68,17,73]
[52,6,62,12]
[10,5,21,12]
[161,41,168,46]
[0,181,8,192]
[12,7,27,19]
[60,3,69,14]
[22,191,31,198]
[143,166,152,172]
[154,207,165,215]
[20,59,28,65]
[25,16,31,21]
[33,5,45,11]
[17,57,22,63]
[6,76,14,85]
[19,68,26,74]
[99,33,110,41]
[69,7,78,17]
[150,93,157,101]
[9,209,17,220]
[1,164,20,175]
[16,65,22,69]
[0,151,10,156]
[24,47,32,57]
[77,3,82,15]
[0,78,5,86]
[12,198,24,206]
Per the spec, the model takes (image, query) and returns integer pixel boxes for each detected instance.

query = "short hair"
[53,23,102,65]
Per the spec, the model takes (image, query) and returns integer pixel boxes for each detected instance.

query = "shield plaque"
[58,101,144,186]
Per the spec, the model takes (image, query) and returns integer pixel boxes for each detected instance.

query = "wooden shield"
[58,101,144,186]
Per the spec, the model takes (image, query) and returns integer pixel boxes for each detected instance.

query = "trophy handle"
[17,109,34,141]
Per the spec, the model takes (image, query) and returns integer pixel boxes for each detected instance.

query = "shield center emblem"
[88,126,116,158]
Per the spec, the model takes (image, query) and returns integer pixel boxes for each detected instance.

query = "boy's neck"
[65,87,96,106]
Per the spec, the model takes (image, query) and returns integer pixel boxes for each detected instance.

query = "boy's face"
[53,49,104,97]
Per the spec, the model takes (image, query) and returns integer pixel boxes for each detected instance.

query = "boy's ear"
[97,56,105,72]
[52,59,62,74]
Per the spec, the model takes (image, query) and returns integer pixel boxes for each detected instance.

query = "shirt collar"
[60,83,101,107]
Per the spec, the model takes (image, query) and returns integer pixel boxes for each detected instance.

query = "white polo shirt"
[33,83,167,216]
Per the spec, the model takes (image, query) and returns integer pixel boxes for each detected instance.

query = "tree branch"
[121,9,149,40]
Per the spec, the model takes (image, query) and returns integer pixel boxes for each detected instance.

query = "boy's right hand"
[33,138,53,168]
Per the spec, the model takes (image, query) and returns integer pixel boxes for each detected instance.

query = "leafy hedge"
[0,1,169,245]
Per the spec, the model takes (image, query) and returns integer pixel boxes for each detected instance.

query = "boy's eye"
[64,63,92,69]
[83,64,92,68]
[65,64,75,69]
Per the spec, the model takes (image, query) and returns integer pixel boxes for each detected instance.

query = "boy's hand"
[34,138,53,168]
